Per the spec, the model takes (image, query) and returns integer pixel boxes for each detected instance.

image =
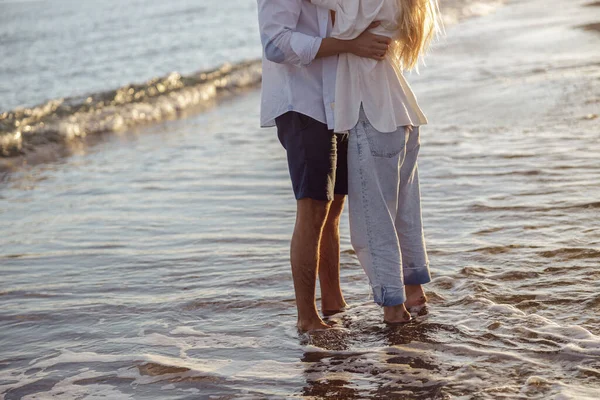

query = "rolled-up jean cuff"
[373,286,406,307]
[403,265,432,286]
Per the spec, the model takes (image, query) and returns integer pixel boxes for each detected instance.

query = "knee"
[297,198,330,231]
[325,195,346,225]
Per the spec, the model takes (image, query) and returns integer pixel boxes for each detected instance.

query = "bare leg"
[318,194,348,316]
[291,198,332,332]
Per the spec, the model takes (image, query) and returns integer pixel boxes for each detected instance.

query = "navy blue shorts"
[275,112,348,202]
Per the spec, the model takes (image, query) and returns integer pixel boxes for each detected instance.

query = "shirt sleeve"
[311,0,384,40]
[257,0,323,66]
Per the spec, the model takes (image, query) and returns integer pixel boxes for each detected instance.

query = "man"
[257,0,392,332]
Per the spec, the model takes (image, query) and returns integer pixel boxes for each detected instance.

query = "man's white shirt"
[257,0,338,130]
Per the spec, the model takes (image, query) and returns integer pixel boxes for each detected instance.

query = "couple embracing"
[257,0,441,332]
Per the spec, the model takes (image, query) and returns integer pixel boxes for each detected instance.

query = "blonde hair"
[391,0,442,71]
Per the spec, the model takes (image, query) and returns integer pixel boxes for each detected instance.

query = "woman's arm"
[315,24,390,61]
[311,0,385,40]
[258,0,389,63]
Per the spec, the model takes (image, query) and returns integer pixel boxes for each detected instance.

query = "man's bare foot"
[297,318,332,333]
[383,304,412,324]
[405,284,428,310]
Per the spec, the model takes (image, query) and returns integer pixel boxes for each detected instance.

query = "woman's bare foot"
[383,304,412,324]
[405,284,428,310]
[297,318,332,333]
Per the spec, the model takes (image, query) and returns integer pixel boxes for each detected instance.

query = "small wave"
[0,290,60,299]
[137,362,191,376]
[469,203,539,212]
[441,0,506,25]
[468,244,539,255]
[469,201,600,213]
[579,22,600,34]
[0,60,262,158]
[146,5,207,21]
[488,271,541,281]
[538,247,600,260]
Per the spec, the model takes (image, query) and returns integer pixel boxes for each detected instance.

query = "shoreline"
[0,61,262,169]
[0,64,262,174]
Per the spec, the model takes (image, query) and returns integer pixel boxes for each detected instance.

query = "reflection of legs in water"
[319,194,348,317]
[301,351,361,399]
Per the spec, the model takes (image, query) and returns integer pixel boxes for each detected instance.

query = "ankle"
[383,304,411,322]
[297,318,331,332]
[404,285,428,310]
[321,296,348,311]
[405,284,426,298]
[383,303,407,312]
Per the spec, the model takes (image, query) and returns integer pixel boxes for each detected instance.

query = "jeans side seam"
[356,120,386,303]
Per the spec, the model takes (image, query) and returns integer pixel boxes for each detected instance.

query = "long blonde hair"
[391,0,442,71]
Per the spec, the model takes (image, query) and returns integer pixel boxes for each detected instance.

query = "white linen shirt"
[257,0,338,129]
[311,0,428,133]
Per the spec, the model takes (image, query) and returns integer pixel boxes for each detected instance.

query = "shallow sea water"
[1,0,600,399]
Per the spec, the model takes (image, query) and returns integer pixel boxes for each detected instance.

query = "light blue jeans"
[348,108,431,307]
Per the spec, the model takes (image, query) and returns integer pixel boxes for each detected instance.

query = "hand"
[347,22,391,61]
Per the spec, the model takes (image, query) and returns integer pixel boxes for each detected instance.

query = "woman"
[310,0,441,324]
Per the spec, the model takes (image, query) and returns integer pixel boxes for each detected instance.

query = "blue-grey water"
[0,0,260,111]
[1,0,600,399]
